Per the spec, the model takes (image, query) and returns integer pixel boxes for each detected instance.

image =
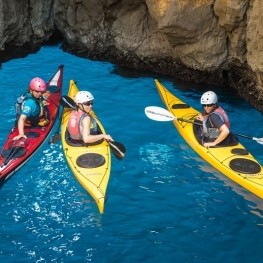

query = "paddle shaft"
[49,107,63,144]
[174,115,263,142]
[177,117,202,126]
[145,106,263,145]
[234,133,253,140]
[177,117,262,142]
[3,147,20,165]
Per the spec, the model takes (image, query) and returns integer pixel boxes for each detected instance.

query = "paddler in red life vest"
[196,91,234,148]
[67,91,113,144]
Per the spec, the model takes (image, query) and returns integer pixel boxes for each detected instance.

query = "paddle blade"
[3,147,21,165]
[49,133,61,144]
[145,106,176,122]
[109,141,126,160]
[253,137,263,145]
[3,138,28,166]
[60,96,76,110]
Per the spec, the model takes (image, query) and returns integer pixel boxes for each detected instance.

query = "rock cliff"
[0,0,263,111]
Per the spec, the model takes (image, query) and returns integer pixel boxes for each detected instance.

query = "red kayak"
[0,65,64,184]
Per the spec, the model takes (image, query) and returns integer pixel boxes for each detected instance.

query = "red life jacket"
[214,106,230,128]
[202,106,230,140]
[67,111,97,140]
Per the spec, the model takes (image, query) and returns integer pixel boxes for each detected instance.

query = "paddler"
[196,91,238,148]
[67,91,112,144]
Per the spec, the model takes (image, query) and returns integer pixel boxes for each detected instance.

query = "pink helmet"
[29,77,46,92]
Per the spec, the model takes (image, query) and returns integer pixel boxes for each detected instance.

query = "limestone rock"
[0,0,263,111]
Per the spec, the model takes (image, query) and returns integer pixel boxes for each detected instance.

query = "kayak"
[153,79,263,199]
[61,80,111,214]
[0,65,64,184]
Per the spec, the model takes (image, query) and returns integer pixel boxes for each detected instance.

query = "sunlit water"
[1,46,263,262]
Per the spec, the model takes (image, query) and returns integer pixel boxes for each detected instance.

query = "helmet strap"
[79,104,87,113]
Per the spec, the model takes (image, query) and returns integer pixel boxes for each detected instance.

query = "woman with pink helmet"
[29,77,47,92]
[13,77,49,140]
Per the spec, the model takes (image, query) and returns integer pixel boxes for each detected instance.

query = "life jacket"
[202,106,230,139]
[67,111,98,140]
[15,92,49,127]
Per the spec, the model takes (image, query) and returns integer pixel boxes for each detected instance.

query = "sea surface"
[1,45,263,263]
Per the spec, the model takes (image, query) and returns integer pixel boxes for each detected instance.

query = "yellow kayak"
[153,79,263,199]
[61,80,111,213]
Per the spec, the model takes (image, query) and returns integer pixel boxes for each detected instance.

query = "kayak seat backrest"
[65,129,103,147]
[76,153,106,168]
[172,104,190,109]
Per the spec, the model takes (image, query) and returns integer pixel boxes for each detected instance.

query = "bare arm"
[13,114,27,140]
[203,124,229,148]
[81,116,112,143]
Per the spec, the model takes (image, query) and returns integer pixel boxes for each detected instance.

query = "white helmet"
[200,91,218,104]
[75,91,94,104]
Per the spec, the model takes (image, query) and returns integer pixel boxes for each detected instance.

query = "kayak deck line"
[207,149,263,180]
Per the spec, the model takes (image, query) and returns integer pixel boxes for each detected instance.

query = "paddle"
[49,110,62,144]
[55,95,126,159]
[145,106,201,125]
[233,133,263,145]
[108,141,126,160]
[49,96,77,144]
[145,106,263,145]
[1,138,29,167]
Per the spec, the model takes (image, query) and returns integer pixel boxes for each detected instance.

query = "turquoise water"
[1,46,263,262]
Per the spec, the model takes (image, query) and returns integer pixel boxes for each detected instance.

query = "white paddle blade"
[145,106,176,122]
[253,137,263,145]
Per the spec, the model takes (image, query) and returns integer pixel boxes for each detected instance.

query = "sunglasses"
[82,101,93,106]
[203,104,215,108]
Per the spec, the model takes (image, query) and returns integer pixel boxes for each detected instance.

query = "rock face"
[0,0,263,111]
